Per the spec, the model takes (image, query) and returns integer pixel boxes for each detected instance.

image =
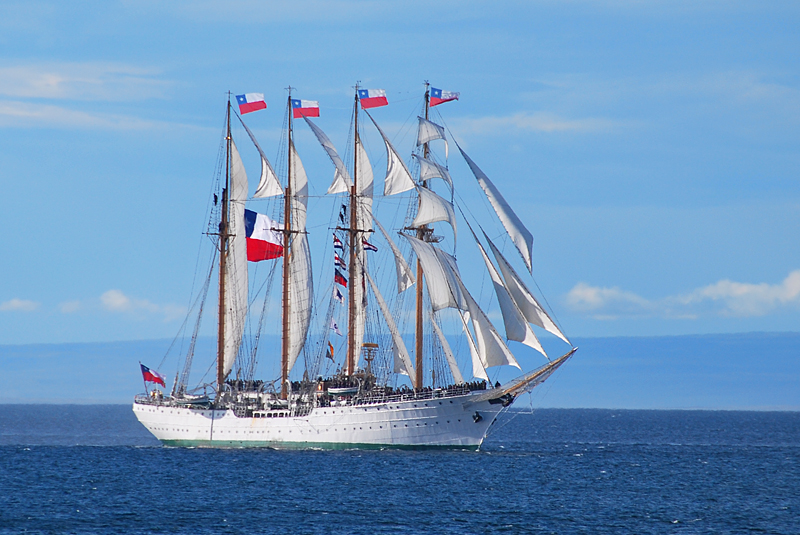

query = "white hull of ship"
[133,392,505,450]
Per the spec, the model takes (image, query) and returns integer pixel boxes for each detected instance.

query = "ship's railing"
[350,385,478,406]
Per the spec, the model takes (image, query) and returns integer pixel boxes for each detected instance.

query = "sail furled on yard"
[470,227,547,358]
[484,232,570,345]
[459,146,534,273]
[366,272,416,386]
[286,141,314,373]
[412,153,453,192]
[302,117,352,194]
[223,140,249,377]
[364,111,415,196]
[239,118,282,198]
[373,217,415,293]
[412,186,457,240]
[430,311,464,384]
[404,235,467,312]
[417,117,448,158]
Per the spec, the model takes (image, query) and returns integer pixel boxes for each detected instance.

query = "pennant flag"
[334,269,348,287]
[245,209,284,261]
[430,87,459,107]
[333,286,345,304]
[358,88,388,109]
[326,341,335,361]
[330,318,342,336]
[292,99,320,118]
[338,204,347,223]
[362,239,378,252]
[236,93,267,114]
[140,364,166,387]
[334,253,346,269]
[333,235,344,250]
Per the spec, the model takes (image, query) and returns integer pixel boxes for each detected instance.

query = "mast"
[415,82,431,390]
[217,98,232,392]
[281,90,294,399]
[347,84,359,376]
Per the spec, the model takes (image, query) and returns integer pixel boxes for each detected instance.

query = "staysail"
[404,234,467,312]
[303,117,352,194]
[411,186,457,239]
[459,146,534,273]
[238,118,282,199]
[366,272,416,386]
[364,111,415,196]
[430,311,464,384]
[373,217,415,293]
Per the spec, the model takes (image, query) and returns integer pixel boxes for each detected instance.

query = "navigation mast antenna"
[415,81,431,391]
[216,95,232,393]
[347,82,360,377]
[281,87,294,399]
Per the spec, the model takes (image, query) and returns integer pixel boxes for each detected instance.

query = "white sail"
[404,235,467,312]
[412,153,453,191]
[286,141,313,373]
[352,140,373,370]
[417,116,449,158]
[462,282,521,370]
[239,118,282,198]
[471,229,546,358]
[460,146,534,273]
[373,218,415,293]
[460,310,489,381]
[364,111,415,196]
[485,232,570,345]
[430,311,464,384]
[365,271,416,387]
[412,186,457,239]
[223,140,249,377]
[303,117,352,194]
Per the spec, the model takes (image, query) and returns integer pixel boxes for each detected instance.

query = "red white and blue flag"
[140,364,166,387]
[334,269,348,287]
[430,87,459,107]
[245,209,284,261]
[362,239,378,252]
[333,235,344,250]
[236,93,267,114]
[334,253,346,269]
[358,88,388,109]
[292,99,320,118]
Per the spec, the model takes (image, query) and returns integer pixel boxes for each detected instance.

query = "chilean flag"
[140,364,166,387]
[245,209,284,261]
[236,93,267,114]
[334,269,348,287]
[292,99,320,118]
[430,87,459,107]
[358,88,388,109]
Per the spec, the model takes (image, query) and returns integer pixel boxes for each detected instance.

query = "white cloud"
[0,63,170,101]
[0,298,40,312]
[100,289,186,322]
[59,300,82,313]
[566,270,800,319]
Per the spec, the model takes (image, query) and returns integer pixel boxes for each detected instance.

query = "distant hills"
[2,332,798,409]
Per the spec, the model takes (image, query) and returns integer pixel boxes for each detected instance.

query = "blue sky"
[2,1,800,346]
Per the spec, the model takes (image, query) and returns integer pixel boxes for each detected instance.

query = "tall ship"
[133,84,576,449]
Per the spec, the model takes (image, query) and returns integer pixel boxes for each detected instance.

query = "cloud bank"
[567,270,800,319]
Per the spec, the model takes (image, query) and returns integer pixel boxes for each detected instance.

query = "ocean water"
[0,406,797,534]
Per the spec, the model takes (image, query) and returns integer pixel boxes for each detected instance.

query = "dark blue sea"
[0,406,797,534]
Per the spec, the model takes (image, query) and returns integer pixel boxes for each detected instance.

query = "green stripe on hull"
[160,439,480,451]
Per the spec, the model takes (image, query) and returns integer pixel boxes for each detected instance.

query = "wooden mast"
[217,98,232,392]
[347,84,359,377]
[281,90,294,399]
[414,83,431,391]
